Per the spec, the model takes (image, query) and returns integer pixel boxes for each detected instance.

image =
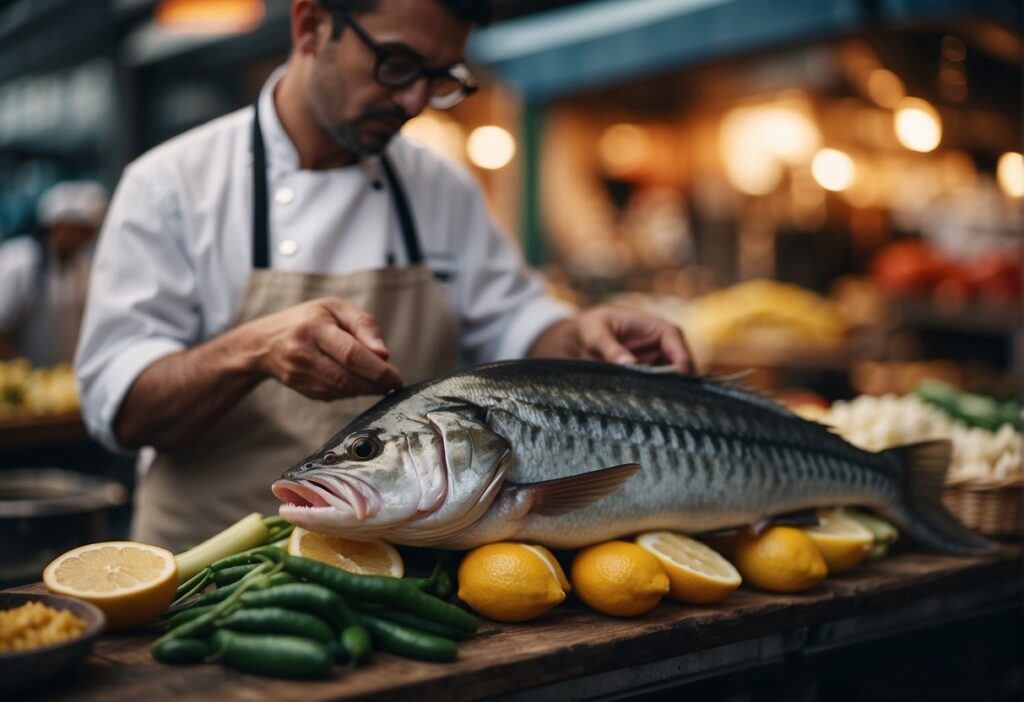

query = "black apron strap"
[250,100,425,270]
[379,154,423,266]
[251,101,271,270]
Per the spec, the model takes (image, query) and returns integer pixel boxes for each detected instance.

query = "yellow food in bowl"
[0,601,87,652]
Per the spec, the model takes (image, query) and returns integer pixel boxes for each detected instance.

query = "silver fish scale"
[425,364,899,537]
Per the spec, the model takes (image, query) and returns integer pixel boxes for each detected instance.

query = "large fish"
[272,360,992,554]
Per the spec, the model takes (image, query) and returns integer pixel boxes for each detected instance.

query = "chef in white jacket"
[75,0,692,550]
[0,181,107,365]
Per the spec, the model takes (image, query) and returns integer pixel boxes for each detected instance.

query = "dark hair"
[319,0,490,25]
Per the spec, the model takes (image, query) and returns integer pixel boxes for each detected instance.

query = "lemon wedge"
[802,509,875,574]
[43,541,178,631]
[287,526,403,577]
[636,531,741,604]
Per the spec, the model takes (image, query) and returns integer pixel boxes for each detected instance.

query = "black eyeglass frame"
[327,10,478,110]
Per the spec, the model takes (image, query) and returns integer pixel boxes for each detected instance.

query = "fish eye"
[348,436,380,461]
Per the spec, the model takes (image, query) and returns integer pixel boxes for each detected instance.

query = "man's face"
[307,0,471,155]
[48,221,96,261]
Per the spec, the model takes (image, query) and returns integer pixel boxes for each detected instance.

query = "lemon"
[801,509,874,574]
[43,541,178,631]
[635,531,741,604]
[530,544,572,592]
[733,527,827,593]
[287,527,403,577]
[571,541,670,617]
[457,543,569,622]
[846,510,899,560]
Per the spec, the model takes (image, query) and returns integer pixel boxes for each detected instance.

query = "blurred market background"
[0,0,1021,588]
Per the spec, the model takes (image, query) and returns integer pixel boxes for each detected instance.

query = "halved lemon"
[846,509,899,560]
[43,541,178,631]
[287,527,403,577]
[801,509,874,574]
[635,531,741,604]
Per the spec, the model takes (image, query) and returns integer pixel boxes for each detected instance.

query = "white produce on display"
[820,394,1021,480]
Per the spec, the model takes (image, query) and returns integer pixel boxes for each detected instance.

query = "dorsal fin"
[699,371,796,418]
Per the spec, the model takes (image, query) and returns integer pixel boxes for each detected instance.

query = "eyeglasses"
[329,11,478,110]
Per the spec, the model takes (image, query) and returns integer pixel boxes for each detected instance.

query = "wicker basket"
[943,474,1023,538]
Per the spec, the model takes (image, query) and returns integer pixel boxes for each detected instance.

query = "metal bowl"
[0,592,105,694]
[0,469,127,587]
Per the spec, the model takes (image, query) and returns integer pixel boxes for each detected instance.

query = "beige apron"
[131,105,458,551]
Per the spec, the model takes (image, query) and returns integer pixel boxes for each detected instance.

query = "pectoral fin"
[516,463,641,517]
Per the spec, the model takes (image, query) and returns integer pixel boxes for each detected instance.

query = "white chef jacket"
[0,237,92,367]
[76,66,573,453]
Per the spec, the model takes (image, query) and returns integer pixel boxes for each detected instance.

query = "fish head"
[271,402,511,543]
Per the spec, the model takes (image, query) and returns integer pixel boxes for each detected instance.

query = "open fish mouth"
[272,474,381,521]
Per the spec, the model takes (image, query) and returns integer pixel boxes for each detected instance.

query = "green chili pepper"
[360,614,457,663]
[210,629,331,679]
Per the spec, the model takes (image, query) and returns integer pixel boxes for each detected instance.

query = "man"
[76,0,692,551]
[0,181,107,365]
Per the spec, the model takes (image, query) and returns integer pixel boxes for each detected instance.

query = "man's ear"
[291,0,332,56]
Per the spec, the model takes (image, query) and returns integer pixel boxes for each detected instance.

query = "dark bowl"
[0,469,127,587]
[0,592,105,694]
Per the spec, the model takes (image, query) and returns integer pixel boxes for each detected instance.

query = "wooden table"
[0,412,86,450]
[13,545,1022,702]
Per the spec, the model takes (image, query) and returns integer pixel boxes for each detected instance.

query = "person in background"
[75,0,693,551]
[0,181,108,366]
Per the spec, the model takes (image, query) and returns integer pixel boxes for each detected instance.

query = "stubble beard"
[309,54,405,157]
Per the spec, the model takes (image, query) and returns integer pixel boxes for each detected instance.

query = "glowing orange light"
[811,149,855,192]
[865,69,904,108]
[997,152,1024,198]
[894,98,942,153]
[156,0,265,34]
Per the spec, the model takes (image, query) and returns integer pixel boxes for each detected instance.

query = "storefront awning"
[468,0,1021,102]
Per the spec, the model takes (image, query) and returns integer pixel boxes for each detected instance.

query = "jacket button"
[275,187,295,204]
[277,240,299,256]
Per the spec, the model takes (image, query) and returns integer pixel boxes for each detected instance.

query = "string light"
[894,97,942,153]
[997,152,1024,198]
[467,126,516,170]
[811,149,856,192]
[597,123,652,177]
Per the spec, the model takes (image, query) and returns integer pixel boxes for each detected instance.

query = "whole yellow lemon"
[571,541,670,617]
[733,527,828,593]
[457,543,569,622]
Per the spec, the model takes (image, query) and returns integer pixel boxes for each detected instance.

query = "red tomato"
[870,241,947,294]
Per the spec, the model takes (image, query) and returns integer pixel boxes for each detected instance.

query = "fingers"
[319,298,391,360]
[658,326,695,373]
[579,306,695,373]
[580,316,638,365]
[315,324,403,390]
[296,351,385,400]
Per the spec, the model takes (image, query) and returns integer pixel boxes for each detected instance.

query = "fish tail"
[878,440,996,555]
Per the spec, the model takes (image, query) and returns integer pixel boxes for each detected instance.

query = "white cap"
[37,181,109,228]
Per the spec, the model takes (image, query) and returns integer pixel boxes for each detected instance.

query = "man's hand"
[114,297,402,450]
[529,305,694,373]
[241,297,402,400]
